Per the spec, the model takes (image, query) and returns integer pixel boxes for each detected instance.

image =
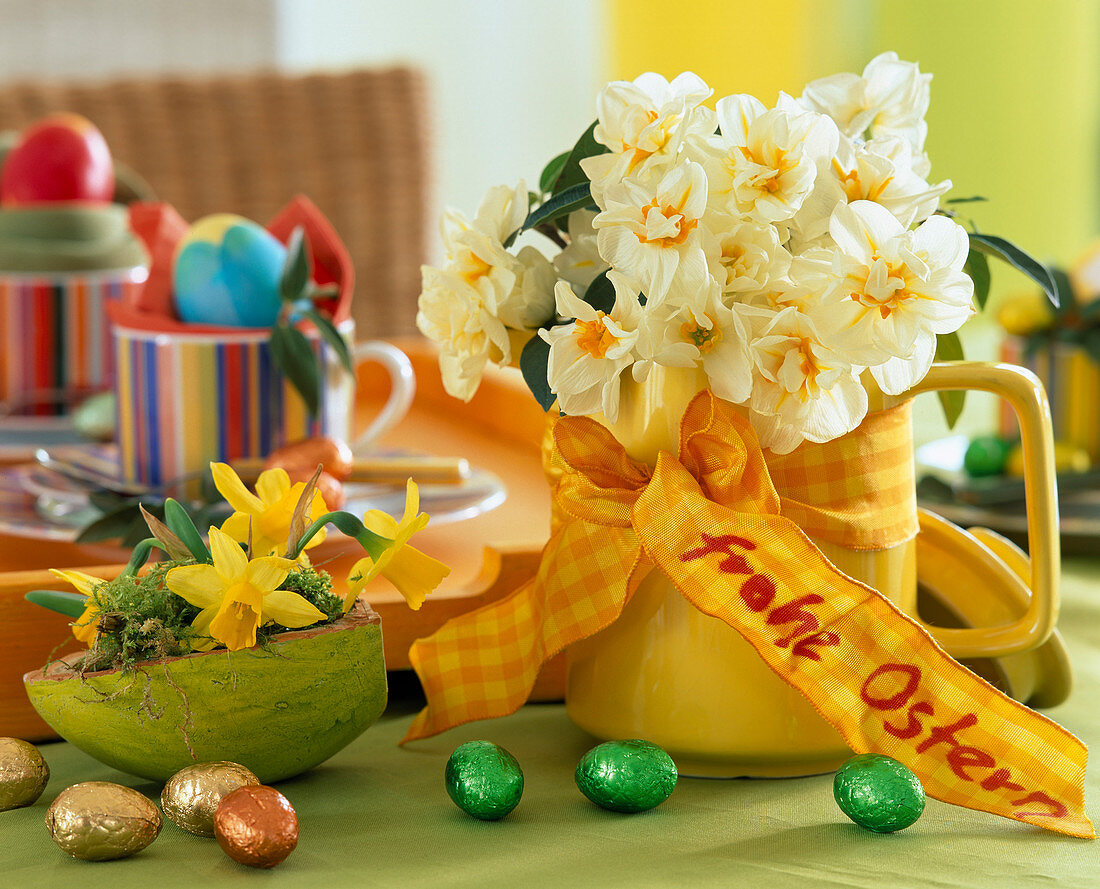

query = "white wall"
[273,0,606,259]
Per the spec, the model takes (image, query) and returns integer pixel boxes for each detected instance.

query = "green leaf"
[539,151,570,194]
[934,331,966,429]
[964,248,991,310]
[25,589,89,619]
[519,333,555,412]
[163,498,212,563]
[1080,295,1100,323]
[1082,329,1100,367]
[302,306,355,377]
[520,183,593,234]
[945,196,988,204]
[280,226,312,302]
[553,121,608,194]
[969,232,1059,308]
[582,271,615,314]
[122,518,155,549]
[76,501,143,543]
[1050,267,1075,318]
[269,323,320,417]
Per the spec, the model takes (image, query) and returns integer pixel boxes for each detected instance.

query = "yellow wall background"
[608,0,1100,288]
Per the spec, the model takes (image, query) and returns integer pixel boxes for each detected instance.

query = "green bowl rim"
[23,601,381,685]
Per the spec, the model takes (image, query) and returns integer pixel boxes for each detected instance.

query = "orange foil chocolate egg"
[265,437,354,481]
[214,785,298,869]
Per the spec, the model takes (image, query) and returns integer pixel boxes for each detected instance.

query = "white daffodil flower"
[834,136,950,226]
[417,181,554,400]
[540,274,643,421]
[634,292,754,404]
[801,200,974,395]
[799,52,931,154]
[496,246,557,331]
[703,94,838,225]
[553,210,610,290]
[748,408,808,456]
[468,181,530,244]
[438,181,530,318]
[705,213,793,298]
[438,215,517,315]
[745,279,820,314]
[593,161,711,312]
[416,266,511,401]
[581,71,716,207]
[749,306,868,453]
[796,135,951,237]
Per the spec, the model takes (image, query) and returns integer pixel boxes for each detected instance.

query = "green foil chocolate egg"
[833,753,925,833]
[575,739,677,814]
[445,741,523,821]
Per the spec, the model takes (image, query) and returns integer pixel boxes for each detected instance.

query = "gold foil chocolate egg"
[161,761,260,837]
[46,782,161,861]
[214,785,299,869]
[0,737,49,811]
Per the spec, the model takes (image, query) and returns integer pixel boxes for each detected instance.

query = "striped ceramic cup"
[0,266,148,415]
[112,318,414,489]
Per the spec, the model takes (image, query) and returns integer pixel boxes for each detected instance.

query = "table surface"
[3,559,1099,888]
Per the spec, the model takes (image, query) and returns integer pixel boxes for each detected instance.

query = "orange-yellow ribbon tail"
[634,448,1093,839]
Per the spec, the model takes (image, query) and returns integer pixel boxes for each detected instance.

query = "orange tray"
[0,339,559,740]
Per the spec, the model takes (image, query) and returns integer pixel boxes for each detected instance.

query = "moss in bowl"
[24,603,385,783]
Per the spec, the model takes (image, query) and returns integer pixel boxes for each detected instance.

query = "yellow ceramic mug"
[564,361,1059,777]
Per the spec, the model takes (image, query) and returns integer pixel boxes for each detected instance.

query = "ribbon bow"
[406,391,1092,838]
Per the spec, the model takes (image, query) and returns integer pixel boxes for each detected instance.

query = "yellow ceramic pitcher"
[564,361,1060,777]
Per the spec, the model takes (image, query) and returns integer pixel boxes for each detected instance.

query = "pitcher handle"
[902,361,1059,658]
[349,341,416,451]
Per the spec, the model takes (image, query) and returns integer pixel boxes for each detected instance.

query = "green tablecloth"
[4,562,1099,888]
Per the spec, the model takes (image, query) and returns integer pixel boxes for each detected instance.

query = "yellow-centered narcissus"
[166,526,326,651]
[345,480,450,612]
[211,462,328,558]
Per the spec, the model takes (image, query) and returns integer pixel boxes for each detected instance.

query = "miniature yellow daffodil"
[345,480,450,612]
[49,568,104,647]
[211,462,328,558]
[166,526,326,651]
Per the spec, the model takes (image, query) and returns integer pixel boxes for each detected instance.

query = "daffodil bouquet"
[418,53,1057,451]
[28,464,449,671]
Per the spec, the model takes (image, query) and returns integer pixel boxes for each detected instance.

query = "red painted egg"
[0,113,114,205]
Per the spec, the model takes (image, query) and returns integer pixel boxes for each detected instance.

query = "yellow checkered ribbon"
[768,399,917,549]
[405,391,1092,838]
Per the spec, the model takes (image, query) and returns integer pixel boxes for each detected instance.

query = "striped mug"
[0,266,148,416]
[112,319,414,489]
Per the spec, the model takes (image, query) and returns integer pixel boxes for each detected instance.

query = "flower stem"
[122,537,167,577]
[535,223,567,249]
[287,511,392,561]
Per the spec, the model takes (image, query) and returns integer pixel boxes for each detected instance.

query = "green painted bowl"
[23,604,387,783]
